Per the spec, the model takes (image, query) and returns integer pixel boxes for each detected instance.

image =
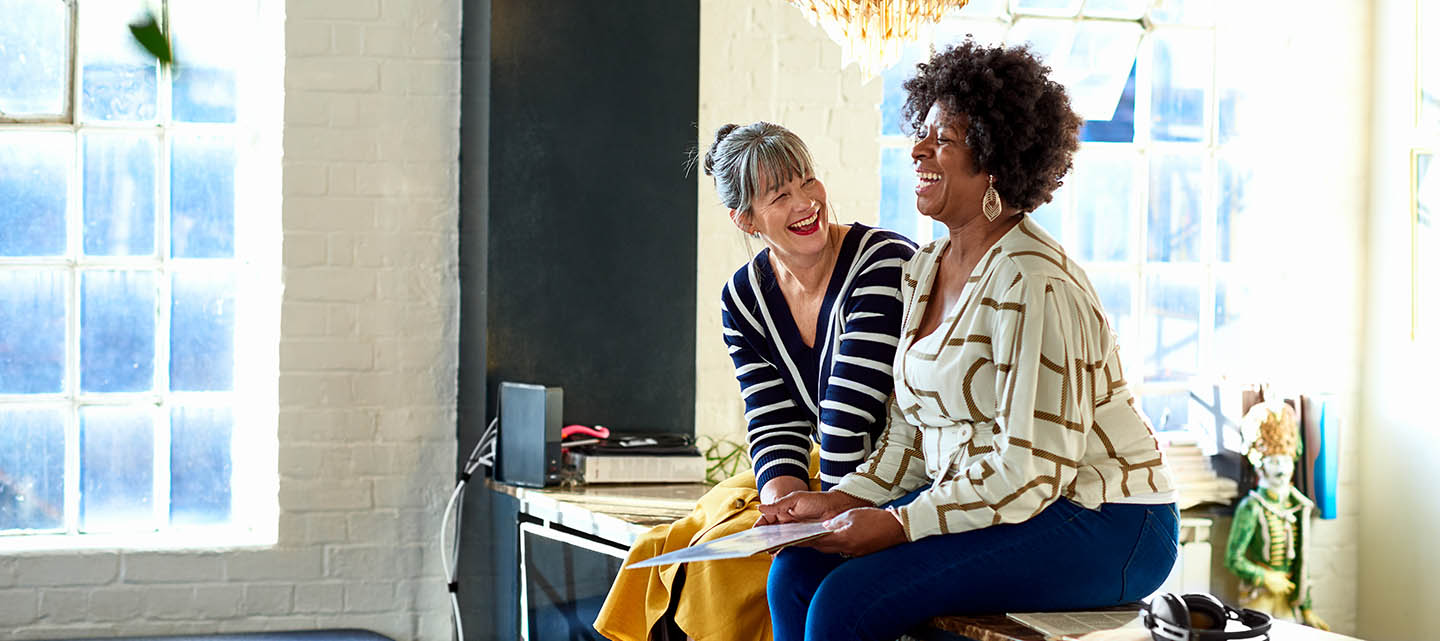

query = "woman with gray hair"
[594,122,915,641]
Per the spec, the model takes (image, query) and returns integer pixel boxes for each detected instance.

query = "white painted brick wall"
[0,0,461,638]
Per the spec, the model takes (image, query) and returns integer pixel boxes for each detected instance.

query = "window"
[878,0,1260,432]
[0,0,276,546]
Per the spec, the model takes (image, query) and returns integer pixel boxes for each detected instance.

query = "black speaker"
[497,382,564,488]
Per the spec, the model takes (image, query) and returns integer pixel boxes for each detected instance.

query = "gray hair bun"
[703,124,741,177]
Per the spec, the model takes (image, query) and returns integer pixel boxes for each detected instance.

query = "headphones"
[1143,593,1273,641]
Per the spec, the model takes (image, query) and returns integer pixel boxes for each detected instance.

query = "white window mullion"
[63,124,82,535]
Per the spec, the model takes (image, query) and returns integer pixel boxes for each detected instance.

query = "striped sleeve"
[816,240,913,487]
[721,277,814,491]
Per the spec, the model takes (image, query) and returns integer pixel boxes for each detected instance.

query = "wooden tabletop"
[489,480,710,546]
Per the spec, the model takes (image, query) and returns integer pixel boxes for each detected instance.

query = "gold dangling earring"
[983,175,1002,222]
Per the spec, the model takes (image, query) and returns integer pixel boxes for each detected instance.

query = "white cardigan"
[832,217,1177,540]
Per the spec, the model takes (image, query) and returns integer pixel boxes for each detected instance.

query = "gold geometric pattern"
[831,217,1177,541]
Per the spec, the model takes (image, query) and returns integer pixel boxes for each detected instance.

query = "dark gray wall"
[457,1,699,638]
[485,0,699,435]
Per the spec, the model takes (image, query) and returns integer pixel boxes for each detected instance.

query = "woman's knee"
[768,547,844,605]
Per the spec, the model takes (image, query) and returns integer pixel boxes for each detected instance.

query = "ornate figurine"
[1224,400,1329,630]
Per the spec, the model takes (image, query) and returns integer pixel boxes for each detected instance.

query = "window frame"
[0,0,279,550]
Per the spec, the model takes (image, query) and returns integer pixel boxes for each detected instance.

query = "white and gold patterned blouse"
[832,217,1177,540]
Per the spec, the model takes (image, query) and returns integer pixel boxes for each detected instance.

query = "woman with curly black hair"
[759,41,1181,641]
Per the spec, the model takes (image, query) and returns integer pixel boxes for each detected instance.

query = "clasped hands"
[755,487,908,557]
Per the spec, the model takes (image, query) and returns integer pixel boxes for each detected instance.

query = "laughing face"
[737,172,830,261]
[911,103,991,228]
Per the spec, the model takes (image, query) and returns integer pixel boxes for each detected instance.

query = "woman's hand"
[757,490,871,524]
[801,507,907,557]
[754,476,811,526]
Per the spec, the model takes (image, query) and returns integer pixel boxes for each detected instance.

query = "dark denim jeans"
[767,493,1179,641]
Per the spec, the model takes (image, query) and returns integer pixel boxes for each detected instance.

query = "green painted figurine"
[1224,401,1329,630]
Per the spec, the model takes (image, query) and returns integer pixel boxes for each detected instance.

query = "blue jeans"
[767,493,1179,641]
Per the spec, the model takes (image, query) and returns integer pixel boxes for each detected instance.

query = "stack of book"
[566,434,707,484]
[1157,430,1239,509]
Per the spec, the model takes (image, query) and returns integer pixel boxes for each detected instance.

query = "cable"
[441,415,498,641]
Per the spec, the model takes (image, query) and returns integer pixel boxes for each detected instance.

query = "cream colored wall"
[1358,0,1440,639]
[693,1,1368,632]
[695,0,884,445]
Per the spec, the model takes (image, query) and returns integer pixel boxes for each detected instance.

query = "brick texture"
[0,0,461,639]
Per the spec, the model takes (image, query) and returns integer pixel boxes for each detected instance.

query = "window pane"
[81,271,156,393]
[78,0,158,122]
[1150,30,1212,142]
[0,271,67,394]
[80,406,155,533]
[170,272,236,392]
[1147,151,1204,262]
[1089,270,1133,344]
[0,0,69,116]
[1028,183,1065,241]
[933,17,1008,50]
[1074,151,1135,261]
[0,133,70,257]
[170,0,250,123]
[1216,154,1253,263]
[878,147,920,241]
[1148,0,1213,25]
[958,0,1008,19]
[1216,29,1257,145]
[1009,19,1139,123]
[170,406,232,525]
[1012,0,1080,17]
[0,407,65,532]
[1140,391,1189,431]
[1060,21,1141,122]
[1007,18,1070,71]
[1082,0,1145,19]
[1213,272,1262,378]
[1079,62,1135,143]
[171,136,236,258]
[83,133,157,256]
[881,48,926,136]
[1143,271,1201,382]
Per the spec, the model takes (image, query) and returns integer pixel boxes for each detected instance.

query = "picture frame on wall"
[1415,149,1435,340]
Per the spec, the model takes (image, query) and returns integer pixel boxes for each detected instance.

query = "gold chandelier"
[785,0,972,80]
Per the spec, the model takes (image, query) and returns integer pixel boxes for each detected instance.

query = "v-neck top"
[720,223,916,490]
[833,217,1177,540]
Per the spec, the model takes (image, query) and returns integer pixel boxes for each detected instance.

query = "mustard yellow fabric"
[594,452,820,641]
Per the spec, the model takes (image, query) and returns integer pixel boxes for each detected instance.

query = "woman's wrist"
[760,475,809,504]
[831,489,876,510]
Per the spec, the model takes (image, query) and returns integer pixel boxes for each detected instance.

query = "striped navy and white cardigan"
[720,223,916,490]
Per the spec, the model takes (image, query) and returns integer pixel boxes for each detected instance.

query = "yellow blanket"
[594,453,820,641]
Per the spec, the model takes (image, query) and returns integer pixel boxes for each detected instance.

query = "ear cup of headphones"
[1179,593,1230,631]
[1145,593,1192,641]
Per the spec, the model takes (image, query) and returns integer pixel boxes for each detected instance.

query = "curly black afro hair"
[901,40,1082,213]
